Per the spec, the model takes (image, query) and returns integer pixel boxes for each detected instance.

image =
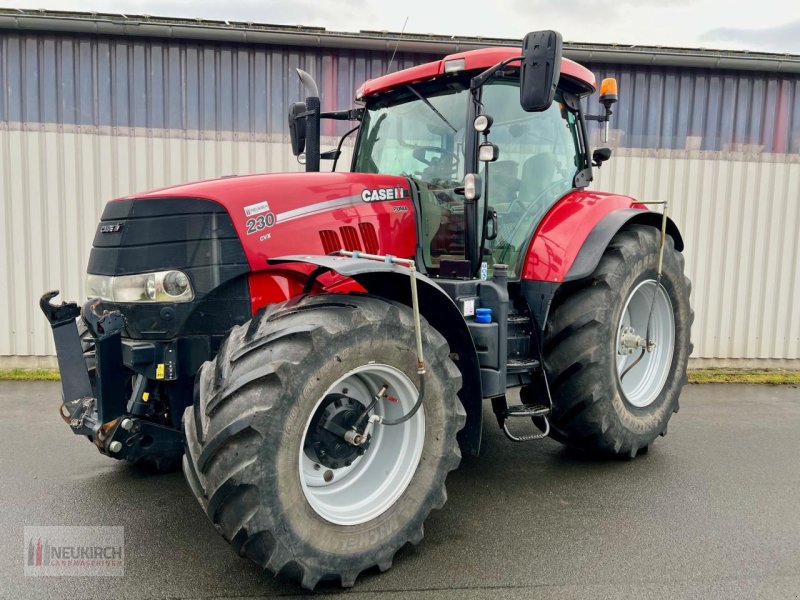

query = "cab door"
[479,80,583,278]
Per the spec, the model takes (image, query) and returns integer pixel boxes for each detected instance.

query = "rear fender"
[565,208,684,282]
[269,254,483,456]
[521,190,683,283]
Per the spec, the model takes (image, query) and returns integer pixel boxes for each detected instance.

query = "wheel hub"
[304,394,368,469]
[299,364,425,526]
[617,325,655,355]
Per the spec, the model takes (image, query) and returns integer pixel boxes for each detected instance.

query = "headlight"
[86,270,194,303]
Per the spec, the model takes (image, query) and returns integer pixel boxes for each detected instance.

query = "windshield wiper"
[405,85,458,133]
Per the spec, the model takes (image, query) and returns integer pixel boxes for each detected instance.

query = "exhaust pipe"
[296,68,321,173]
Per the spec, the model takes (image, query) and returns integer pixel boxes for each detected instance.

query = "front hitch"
[39,291,94,404]
[39,291,184,463]
[80,298,127,423]
[39,292,127,448]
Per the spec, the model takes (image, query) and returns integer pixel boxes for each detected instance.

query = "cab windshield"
[353,84,468,185]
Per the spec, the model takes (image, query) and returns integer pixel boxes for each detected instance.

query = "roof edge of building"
[1,9,799,73]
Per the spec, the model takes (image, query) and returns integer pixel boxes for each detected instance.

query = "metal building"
[1,9,798,368]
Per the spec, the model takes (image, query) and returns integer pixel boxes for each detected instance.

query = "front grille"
[87,197,251,339]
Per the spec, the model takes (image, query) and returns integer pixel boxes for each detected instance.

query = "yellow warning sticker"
[155,364,165,380]
[142,392,150,402]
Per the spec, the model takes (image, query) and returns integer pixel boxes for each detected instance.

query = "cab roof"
[357,47,596,100]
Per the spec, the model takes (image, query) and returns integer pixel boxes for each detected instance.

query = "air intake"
[318,230,341,255]
[339,226,362,252]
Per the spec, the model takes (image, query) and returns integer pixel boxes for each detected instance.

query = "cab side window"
[481,81,581,277]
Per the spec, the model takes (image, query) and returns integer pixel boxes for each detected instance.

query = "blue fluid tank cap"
[475,308,492,324]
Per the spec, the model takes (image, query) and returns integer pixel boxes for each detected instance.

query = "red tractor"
[41,31,692,589]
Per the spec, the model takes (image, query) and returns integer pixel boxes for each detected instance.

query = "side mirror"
[520,30,562,112]
[592,147,612,167]
[288,102,307,157]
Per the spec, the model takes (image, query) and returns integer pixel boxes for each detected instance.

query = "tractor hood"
[87,171,417,339]
[119,171,418,271]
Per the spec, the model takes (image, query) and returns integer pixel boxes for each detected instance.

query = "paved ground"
[0,381,798,600]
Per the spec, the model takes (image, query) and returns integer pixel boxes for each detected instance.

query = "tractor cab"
[354,65,587,278]
[292,40,606,281]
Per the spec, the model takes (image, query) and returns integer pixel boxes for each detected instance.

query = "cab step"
[507,358,540,373]
[490,398,551,443]
[503,407,550,442]
[507,314,531,325]
[506,404,550,418]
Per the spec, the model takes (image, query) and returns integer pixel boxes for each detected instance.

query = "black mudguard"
[565,208,684,282]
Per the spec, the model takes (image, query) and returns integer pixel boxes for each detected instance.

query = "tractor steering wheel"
[413,146,459,167]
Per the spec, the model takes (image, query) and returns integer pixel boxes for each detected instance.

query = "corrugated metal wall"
[586,64,800,364]
[1,30,798,364]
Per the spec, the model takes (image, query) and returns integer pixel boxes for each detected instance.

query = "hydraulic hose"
[352,373,426,431]
[380,374,426,426]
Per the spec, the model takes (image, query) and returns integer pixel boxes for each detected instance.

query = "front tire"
[183,294,464,589]
[543,224,693,457]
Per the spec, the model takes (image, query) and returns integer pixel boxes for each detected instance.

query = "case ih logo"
[24,526,124,576]
[361,187,407,203]
[100,223,123,234]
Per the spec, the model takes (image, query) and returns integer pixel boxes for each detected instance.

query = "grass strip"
[1,368,798,384]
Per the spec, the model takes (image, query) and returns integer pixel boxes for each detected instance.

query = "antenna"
[385,16,409,75]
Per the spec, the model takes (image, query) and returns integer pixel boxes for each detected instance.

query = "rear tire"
[182,294,464,589]
[543,224,693,457]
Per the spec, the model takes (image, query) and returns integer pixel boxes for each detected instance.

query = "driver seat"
[519,153,557,206]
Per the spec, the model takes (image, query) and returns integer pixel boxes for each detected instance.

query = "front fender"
[269,254,484,456]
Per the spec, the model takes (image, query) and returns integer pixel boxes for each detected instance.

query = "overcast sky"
[6,0,800,54]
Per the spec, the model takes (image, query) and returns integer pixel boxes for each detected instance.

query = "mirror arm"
[470,56,523,90]
[320,108,364,121]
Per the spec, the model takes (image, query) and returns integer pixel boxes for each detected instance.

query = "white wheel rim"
[615,280,676,408]
[299,364,425,526]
